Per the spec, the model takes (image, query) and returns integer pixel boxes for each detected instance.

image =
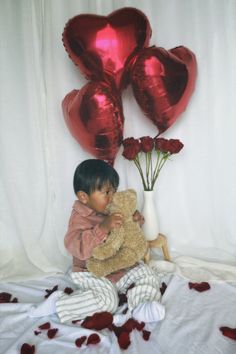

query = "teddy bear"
[86,189,147,277]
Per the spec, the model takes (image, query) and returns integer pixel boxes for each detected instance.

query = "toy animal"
[86,189,147,277]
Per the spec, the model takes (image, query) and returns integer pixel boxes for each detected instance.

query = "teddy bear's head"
[107,189,137,215]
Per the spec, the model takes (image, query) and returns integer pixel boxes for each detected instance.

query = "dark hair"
[73,159,119,195]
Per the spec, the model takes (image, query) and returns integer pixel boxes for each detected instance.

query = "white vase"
[141,190,160,241]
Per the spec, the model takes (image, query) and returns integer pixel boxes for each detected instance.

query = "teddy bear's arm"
[92,227,125,260]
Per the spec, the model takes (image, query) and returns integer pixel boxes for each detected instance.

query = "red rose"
[140,136,154,152]
[154,137,170,152]
[167,139,184,154]
[122,137,137,147]
[122,138,141,160]
[122,135,184,191]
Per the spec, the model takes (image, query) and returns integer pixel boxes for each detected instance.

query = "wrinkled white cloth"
[1,272,236,353]
[28,290,63,317]
[149,256,236,282]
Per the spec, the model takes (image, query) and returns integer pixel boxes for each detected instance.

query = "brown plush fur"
[86,189,147,277]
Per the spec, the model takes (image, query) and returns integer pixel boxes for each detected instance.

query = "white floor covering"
[0,258,236,354]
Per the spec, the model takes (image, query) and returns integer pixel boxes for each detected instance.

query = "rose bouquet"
[122,136,184,191]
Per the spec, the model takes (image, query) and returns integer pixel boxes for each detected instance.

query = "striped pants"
[56,262,161,323]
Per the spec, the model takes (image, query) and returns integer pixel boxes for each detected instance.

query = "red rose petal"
[142,330,151,341]
[75,336,87,347]
[81,316,93,328]
[107,324,113,331]
[72,319,81,324]
[118,293,127,306]
[135,321,145,331]
[93,311,113,329]
[87,333,101,345]
[38,322,51,330]
[64,287,74,294]
[0,292,12,303]
[160,282,167,295]
[188,282,210,292]
[111,324,123,338]
[123,318,136,332]
[220,327,236,340]
[45,285,58,298]
[81,311,113,330]
[34,330,41,336]
[20,343,35,354]
[47,328,58,339]
[118,332,131,349]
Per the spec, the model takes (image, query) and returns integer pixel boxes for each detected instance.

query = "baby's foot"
[132,301,165,323]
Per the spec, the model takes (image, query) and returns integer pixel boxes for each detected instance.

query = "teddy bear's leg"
[87,248,138,277]
[92,227,125,260]
[134,237,148,260]
[122,223,148,260]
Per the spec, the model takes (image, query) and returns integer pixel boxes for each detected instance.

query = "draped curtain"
[1,0,236,281]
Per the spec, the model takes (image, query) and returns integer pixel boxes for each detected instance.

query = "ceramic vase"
[141,190,159,241]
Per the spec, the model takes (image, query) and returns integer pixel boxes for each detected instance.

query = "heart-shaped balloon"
[62,81,124,165]
[130,46,197,134]
[62,7,151,91]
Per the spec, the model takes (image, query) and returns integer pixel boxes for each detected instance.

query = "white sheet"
[150,256,236,282]
[1,261,236,354]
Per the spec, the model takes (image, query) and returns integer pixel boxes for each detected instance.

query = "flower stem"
[145,151,152,190]
[151,152,170,189]
[134,155,148,190]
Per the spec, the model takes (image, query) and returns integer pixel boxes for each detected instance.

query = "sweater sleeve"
[64,210,108,261]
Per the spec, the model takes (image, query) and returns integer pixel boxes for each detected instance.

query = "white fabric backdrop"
[1,0,236,281]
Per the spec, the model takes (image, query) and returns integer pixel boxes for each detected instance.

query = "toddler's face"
[86,183,116,213]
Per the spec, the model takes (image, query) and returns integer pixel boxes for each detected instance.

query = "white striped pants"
[56,262,161,323]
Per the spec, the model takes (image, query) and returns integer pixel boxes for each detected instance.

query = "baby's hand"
[133,210,145,226]
[100,213,124,233]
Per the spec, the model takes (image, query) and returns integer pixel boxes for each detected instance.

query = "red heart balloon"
[130,46,197,134]
[62,7,151,91]
[62,82,124,165]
